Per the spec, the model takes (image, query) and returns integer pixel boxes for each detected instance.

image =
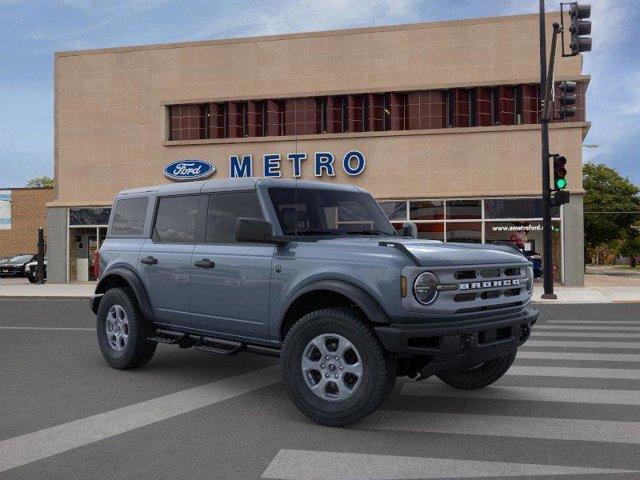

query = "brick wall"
[0,188,54,258]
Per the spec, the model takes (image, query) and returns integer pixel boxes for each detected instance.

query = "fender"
[282,279,391,328]
[91,266,154,321]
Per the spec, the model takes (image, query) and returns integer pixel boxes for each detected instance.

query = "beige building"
[0,187,53,259]
[49,12,589,284]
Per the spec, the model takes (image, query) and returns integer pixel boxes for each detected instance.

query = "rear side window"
[153,195,200,244]
[205,192,262,243]
[110,197,148,236]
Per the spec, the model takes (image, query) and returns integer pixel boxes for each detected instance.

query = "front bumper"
[374,306,538,375]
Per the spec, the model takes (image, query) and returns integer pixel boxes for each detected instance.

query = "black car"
[0,254,37,278]
[522,250,543,278]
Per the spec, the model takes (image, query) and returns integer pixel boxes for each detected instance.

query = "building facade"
[49,13,589,284]
[0,187,53,258]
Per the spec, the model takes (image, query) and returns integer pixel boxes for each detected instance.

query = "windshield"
[268,187,396,236]
[9,255,33,263]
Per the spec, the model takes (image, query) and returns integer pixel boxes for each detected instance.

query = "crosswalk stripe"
[507,365,640,379]
[533,331,640,338]
[401,383,640,405]
[0,366,280,473]
[536,325,640,332]
[518,351,640,362]
[0,326,94,332]
[526,340,640,349]
[363,410,640,444]
[261,449,637,479]
[548,320,640,325]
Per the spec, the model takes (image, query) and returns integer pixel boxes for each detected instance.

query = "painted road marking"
[401,383,640,405]
[0,366,280,473]
[261,449,637,479]
[362,410,640,444]
[526,340,640,349]
[518,351,640,362]
[507,365,640,379]
[536,325,640,331]
[548,320,640,325]
[0,326,94,331]
[533,331,640,338]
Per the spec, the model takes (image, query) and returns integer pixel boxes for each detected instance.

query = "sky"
[0,0,638,187]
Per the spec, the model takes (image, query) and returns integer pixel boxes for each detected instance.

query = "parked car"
[25,256,47,283]
[91,178,537,427]
[522,250,543,278]
[0,254,36,278]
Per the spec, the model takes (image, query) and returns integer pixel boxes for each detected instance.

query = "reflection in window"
[153,195,200,244]
[446,200,481,220]
[417,223,444,241]
[446,222,482,243]
[484,198,560,219]
[206,192,262,244]
[378,201,407,221]
[410,201,444,221]
[69,208,111,226]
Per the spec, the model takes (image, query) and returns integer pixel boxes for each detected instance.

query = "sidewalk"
[0,281,95,298]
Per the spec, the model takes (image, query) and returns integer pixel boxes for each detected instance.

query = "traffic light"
[569,3,592,55]
[558,81,577,119]
[551,190,570,207]
[551,154,568,190]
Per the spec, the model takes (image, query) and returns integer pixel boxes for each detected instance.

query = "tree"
[26,176,54,188]
[583,163,640,249]
[620,223,640,268]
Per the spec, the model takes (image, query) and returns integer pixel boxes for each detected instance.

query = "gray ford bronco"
[91,178,538,426]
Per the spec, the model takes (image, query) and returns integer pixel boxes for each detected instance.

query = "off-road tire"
[281,307,396,427]
[97,287,157,370]
[435,351,517,389]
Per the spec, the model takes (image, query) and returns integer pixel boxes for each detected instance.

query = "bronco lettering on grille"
[459,279,520,290]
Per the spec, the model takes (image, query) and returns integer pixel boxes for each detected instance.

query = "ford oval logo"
[163,160,216,181]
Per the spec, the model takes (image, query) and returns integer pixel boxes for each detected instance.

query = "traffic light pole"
[539,0,557,299]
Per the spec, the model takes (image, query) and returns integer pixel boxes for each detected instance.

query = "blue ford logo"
[163,160,216,181]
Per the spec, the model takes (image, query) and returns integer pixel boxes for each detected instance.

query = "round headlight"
[414,272,439,305]
[525,266,534,293]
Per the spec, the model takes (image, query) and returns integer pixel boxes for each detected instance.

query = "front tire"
[435,351,516,390]
[96,287,157,370]
[281,308,396,427]
[27,274,37,283]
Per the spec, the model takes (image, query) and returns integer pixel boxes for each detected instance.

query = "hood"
[312,236,528,267]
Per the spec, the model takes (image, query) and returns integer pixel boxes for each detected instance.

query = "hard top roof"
[116,178,364,197]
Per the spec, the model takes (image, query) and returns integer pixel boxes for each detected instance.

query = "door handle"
[140,256,158,265]
[194,258,215,269]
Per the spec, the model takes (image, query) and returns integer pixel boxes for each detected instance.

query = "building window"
[484,198,559,219]
[446,221,482,243]
[521,85,539,124]
[285,98,319,136]
[446,200,482,220]
[379,201,407,221]
[417,222,444,241]
[208,102,227,139]
[266,99,285,136]
[69,208,111,226]
[169,104,205,141]
[410,201,444,221]
[406,91,446,130]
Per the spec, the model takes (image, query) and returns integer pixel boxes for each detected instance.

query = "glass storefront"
[67,207,111,282]
[379,197,563,281]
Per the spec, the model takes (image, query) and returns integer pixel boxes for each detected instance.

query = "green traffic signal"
[555,178,567,190]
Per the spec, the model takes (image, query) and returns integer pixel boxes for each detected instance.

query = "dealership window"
[69,208,111,227]
[169,104,205,141]
[410,201,444,221]
[153,195,200,244]
[446,200,482,220]
[484,198,559,219]
[447,221,482,243]
[166,82,582,142]
[417,222,444,241]
[378,201,407,221]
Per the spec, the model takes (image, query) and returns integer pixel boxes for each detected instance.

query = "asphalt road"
[1,299,639,479]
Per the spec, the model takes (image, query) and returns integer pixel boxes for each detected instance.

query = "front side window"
[205,192,263,243]
[152,195,200,244]
[110,198,148,236]
[269,187,395,236]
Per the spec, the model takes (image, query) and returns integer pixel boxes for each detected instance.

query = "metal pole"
[36,227,45,284]
[539,0,557,299]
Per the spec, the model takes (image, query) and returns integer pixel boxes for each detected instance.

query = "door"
[190,191,274,338]
[139,194,201,327]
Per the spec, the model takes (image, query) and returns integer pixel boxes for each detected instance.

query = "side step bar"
[147,329,280,358]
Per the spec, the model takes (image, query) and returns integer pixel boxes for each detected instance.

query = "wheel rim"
[106,304,129,352]
[301,333,363,402]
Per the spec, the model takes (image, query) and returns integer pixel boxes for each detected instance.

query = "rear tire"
[435,351,516,390]
[96,287,157,370]
[281,307,396,427]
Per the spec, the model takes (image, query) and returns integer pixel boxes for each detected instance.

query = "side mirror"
[236,218,274,243]
[401,222,418,239]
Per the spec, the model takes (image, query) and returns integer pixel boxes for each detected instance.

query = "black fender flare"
[281,279,391,333]
[91,266,154,320]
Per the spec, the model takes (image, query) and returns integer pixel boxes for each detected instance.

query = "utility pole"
[539,0,556,299]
